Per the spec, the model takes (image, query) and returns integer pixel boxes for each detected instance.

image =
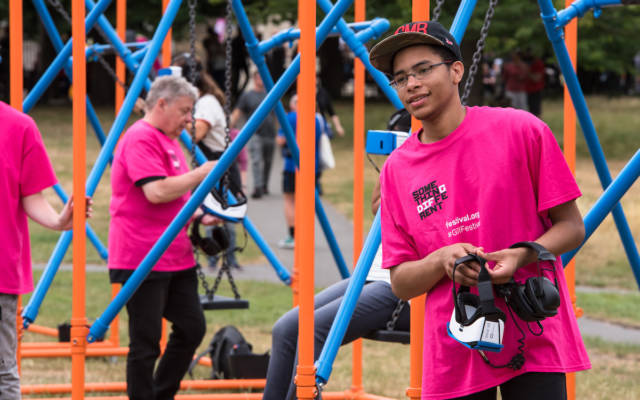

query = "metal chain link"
[432,0,446,22]
[461,0,499,105]
[46,0,128,91]
[386,300,407,331]
[187,0,199,169]
[219,0,235,199]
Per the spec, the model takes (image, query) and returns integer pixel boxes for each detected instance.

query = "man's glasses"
[389,60,454,89]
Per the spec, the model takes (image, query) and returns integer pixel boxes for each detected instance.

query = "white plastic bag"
[318,133,335,170]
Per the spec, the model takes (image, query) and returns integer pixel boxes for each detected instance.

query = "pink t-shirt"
[380,106,590,399]
[0,102,57,295]
[108,120,195,272]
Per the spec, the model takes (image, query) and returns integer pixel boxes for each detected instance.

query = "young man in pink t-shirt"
[369,21,590,399]
[0,101,84,397]
[108,75,218,400]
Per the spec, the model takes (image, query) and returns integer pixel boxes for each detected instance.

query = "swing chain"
[386,300,407,331]
[220,0,235,196]
[461,0,498,105]
[187,0,199,169]
[46,0,128,91]
[432,0,446,22]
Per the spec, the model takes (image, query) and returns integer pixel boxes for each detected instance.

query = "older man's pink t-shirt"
[0,102,58,294]
[380,106,590,399]
[108,120,195,272]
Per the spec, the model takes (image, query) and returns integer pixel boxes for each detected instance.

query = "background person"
[230,71,277,199]
[369,20,590,399]
[172,54,244,270]
[0,101,90,398]
[108,75,219,400]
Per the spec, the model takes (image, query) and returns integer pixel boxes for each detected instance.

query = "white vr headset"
[447,254,506,352]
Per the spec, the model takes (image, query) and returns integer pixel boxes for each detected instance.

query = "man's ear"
[451,61,465,85]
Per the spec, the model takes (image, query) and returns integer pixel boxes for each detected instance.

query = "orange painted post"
[351,0,366,395]
[109,284,121,346]
[9,0,24,376]
[563,3,579,398]
[295,0,317,398]
[71,0,88,398]
[115,0,126,112]
[408,2,428,398]
[162,0,172,67]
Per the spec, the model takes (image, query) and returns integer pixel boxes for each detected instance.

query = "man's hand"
[200,213,223,226]
[56,196,94,231]
[439,243,484,286]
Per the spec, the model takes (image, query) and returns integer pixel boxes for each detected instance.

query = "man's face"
[391,45,462,121]
[158,95,194,139]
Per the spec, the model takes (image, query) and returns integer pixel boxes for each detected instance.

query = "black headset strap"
[452,254,500,320]
[190,214,203,246]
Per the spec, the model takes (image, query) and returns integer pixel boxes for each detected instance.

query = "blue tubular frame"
[25,0,184,329]
[563,150,640,264]
[538,0,640,287]
[88,0,358,342]
[233,0,351,279]
[178,132,292,285]
[315,212,381,384]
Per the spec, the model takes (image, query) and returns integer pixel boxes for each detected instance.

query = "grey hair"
[145,75,198,110]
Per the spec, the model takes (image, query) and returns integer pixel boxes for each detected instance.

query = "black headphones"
[452,254,506,327]
[189,216,230,257]
[495,242,561,322]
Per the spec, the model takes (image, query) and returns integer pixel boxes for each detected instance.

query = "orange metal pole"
[295,0,317,398]
[162,0,172,67]
[9,0,24,377]
[109,284,121,346]
[563,3,579,398]
[71,0,88,398]
[408,1,428,398]
[351,0,366,395]
[25,324,59,337]
[115,0,126,112]
[29,390,395,400]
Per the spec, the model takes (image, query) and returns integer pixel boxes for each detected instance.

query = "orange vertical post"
[408,1,428,398]
[295,0,317,399]
[71,0,88,398]
[563,3,579,399]
[162,0,172,67]
[351,0,366,395]
[115,0,126,112]
[9,0,24,376]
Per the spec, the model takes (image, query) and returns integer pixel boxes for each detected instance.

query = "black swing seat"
[363,329,410,344]
[200,294,249,310]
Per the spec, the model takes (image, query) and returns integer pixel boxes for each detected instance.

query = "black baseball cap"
[369,21,462,75]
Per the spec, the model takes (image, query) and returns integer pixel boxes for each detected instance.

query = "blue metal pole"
[562,150,640,287]
[23,0,114,112]
[450,0,479,43]
[556,0,622,28]
[538,0,640,285]
[234,0,352,278]
[315,211,382,384]
[257,21,375,55]
[179,131,292,285]
[22,232,73,327]
[89,0,357,342]
[30,0,108,146]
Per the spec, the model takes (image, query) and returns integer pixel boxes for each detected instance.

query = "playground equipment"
[8,0,639,398]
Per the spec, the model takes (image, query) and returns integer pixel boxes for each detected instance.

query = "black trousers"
[125,267,206,400]
[451,372,567,400]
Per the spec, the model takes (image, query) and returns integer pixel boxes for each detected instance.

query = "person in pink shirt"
[109,75,218,399]
[369,21,590,399]
[0,101,88,397]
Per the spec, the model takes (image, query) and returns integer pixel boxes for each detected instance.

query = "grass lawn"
[19,95,640,398]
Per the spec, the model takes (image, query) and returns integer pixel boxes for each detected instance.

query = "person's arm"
[22,193,92,231]
[141,160,216,204]
[230,108,242,129]
[483,199,585,284]
[371,180,381,216]
[331,114,345,137]
[389,242,485,300]
[192,119,211,143]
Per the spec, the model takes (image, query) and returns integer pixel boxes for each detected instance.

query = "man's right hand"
[437,243,484,287]
[197,161,217,181]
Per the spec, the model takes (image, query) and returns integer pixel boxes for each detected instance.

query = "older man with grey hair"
[108,75,218,400]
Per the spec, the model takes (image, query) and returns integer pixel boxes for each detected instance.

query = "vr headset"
[189,215,230,257]
[447,254,506,352]
[495,241,561,322]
